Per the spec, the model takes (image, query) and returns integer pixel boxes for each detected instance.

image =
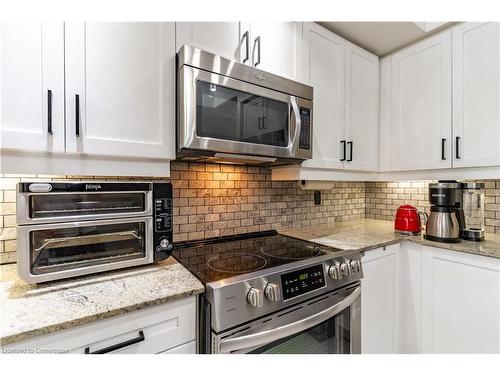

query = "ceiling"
[318,22,456,56]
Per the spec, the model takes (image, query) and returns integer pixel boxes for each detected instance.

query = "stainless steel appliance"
[177,45,314,165]
[462,182,485,241]
[173,231,363,354]
[425,181,465,243]
[16,182,173,283]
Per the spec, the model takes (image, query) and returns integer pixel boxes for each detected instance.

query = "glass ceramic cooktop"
[172,231,338,284]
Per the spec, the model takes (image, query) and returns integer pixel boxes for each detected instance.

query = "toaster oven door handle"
[84,330,145,354]
[217,286,361,354]
[34,230,142,253]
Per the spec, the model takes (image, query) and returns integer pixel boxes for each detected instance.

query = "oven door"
[212,285,361,354]
[17,217,153,283]
[178,65,312,162]
[17,188,152,225]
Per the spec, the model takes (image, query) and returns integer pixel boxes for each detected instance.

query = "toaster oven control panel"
[154,198,172,233]
[153,183,173,260]
[298,107,311,150]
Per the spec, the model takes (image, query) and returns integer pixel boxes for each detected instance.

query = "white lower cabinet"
[4,296,196,354]
[362,242,500,354]
[159,340,196,354]
[361,244,400,353]
[421,246,500,353]
[398,241,423,353]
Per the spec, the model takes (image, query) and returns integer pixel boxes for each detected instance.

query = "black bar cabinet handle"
[75,94,80,137]
[347,141,353,162]
[441,138,446,160]
[254,36,261,67]
[242,31,249,63]
[340,140,346,161]
[47,90,53,135]
[84,330,145,354]
[456,136,460,159]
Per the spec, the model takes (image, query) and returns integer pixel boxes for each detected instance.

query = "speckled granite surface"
[0,257,204,346]
[281,219,500,259]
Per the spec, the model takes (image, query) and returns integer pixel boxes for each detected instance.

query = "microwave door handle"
[289,97,300,151]
[217,286,361,354]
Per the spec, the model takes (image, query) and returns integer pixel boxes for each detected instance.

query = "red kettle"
[394,205,427,235]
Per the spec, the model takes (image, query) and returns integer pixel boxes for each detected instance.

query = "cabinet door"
[379,57,392,171]
[65,22,175,159]
[300,23,345,169]
[249,22,301,80]
[176,22,243,62]
[361,244,400,353]
[344,42,379,171]
[398,242,423,353]
[422,246,500,353]
[0,23,64,153]
[391,31,452,171]
[452,22,500,168]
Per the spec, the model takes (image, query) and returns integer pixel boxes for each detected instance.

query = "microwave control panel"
[281,264,326,301]
[298,107,311,150]
[153,183,173,260]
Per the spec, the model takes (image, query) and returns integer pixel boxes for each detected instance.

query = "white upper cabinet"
[379,57,392,172]
[391,31,452,171]
[0,23,65,153]
[65,22,175,159]
[344,42,379,171]
[301,23,345,169]
[175,22,243,61]
[247,22,302,80]
[452,22,500,168]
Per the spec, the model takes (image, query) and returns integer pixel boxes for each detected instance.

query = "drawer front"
[159,340,196,354]
[6,296,196,354]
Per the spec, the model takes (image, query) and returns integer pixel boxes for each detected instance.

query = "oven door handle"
[218,286,360,354]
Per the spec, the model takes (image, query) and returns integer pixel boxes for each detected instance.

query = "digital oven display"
[281,264,326,300]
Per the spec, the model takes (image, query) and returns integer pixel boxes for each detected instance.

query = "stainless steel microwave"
[16,182,173,283]
[177,45,313,165]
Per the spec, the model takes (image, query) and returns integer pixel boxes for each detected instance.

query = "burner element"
[207,253,268,274]
[260,243,323,260]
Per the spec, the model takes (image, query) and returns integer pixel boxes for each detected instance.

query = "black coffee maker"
[424,180,466,243]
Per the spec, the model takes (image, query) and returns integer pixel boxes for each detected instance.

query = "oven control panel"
[281,264,326,301]
[208,255,363,332]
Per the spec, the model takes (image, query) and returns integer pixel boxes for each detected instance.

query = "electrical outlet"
[314,190,321,205]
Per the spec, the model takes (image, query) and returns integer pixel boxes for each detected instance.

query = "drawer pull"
[85,330,145,354]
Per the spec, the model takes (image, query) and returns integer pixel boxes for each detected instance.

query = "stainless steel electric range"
[172,230,363,354]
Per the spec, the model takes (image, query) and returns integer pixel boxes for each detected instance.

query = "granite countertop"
[0,257,204,346]
[281,219,500,259]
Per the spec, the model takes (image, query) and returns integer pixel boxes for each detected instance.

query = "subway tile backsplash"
[0,162,366,264]
[1,166,499,265]
[365,180,500,234]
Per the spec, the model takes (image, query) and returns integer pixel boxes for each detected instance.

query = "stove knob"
[246,288,264,308]
[264,283,281,302]
[351,260,362,273]
[328,263,342,280]
[340,261,352,277]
